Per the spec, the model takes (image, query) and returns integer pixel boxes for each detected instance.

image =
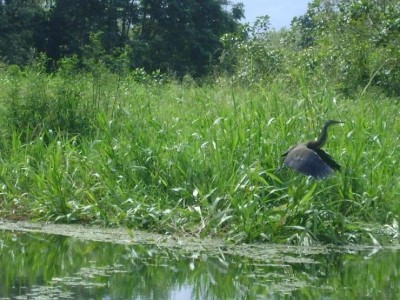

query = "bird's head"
[324,120,344,127]
[325,120,344,127]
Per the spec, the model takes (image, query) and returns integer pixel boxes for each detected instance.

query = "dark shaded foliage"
[0,0,242,78]
[0,0,48,64]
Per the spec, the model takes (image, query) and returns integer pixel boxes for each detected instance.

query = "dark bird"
[282,120,343,179]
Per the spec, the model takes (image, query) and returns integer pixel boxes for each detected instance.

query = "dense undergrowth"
[0,62,399,246]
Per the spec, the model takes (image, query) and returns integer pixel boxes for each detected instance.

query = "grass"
[0,64,399,245]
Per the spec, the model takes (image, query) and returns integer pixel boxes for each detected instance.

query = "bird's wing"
[314,148,341,171]
[283,145,334,179]
[282,145,295,157]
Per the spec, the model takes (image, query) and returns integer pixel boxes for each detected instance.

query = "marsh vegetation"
[0,0,399,245]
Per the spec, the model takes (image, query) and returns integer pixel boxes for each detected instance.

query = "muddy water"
[0,221,399,299]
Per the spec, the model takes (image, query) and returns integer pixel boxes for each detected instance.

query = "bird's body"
[282,120,343,179]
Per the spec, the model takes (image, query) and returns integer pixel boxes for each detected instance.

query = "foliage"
[219,16,284,84]
[289,0,400,96]
[219,0,400,97]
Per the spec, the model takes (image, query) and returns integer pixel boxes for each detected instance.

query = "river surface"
[0,220,399,299]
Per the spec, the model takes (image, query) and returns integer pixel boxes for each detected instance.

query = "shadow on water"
[0,228,399,299]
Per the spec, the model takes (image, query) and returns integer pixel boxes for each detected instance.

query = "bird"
[282,120,343,179]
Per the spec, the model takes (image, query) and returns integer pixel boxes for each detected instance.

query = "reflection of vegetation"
[292,249,400,299]
[1,231,400,298]
[0,231,307,299]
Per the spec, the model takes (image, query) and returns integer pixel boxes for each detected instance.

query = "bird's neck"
[307,123,329,149]
[307,139,325,149]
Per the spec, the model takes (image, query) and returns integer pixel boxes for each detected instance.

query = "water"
[0,226,399,299]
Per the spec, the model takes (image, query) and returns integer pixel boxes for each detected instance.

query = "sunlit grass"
[0,66,399,245]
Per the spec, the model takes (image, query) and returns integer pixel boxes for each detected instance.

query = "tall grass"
[0,64,399,245]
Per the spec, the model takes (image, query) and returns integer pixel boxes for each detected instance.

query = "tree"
[0,0,47,65]
[1,0,243,78]
[46,0,139,62]
[288,0,400,96]
[133,0,243,77]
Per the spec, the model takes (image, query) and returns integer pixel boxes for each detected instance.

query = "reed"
[0,65,398,244]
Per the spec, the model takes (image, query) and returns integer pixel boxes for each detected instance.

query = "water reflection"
[0,230,399,299]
